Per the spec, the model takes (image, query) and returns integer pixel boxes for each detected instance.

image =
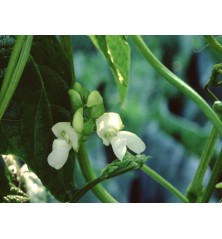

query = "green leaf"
[0,155,29,203]
[89,35,130,104]
[0,36,76,202]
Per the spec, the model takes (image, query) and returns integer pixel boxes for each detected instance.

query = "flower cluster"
[47,84,146,170]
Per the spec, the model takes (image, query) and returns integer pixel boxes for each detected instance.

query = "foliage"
[0,155,29,202]
[1,35,222,203]
[0,36,76,202]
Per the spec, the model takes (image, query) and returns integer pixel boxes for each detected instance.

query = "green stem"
[70,175,104,203]
[71,153,145,202]
[60,36,75,85]
[77,144,118,203]
[204,35,222,55]
[132,35,222,137]
[186,127,218,202]
[63,37,117,203]
[141,164,189,203]
[0,35,33,120]
[0,36,26,95]
[200,148,222,202]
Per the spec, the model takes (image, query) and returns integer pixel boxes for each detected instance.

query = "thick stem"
[186,127,218,202]
[0,36,33,120]
[200,148,222,202]
[132,36,222,137]
[204,35,222,55]
[60,35,76,85]
[77,144,118,203]
[141,165,189,203]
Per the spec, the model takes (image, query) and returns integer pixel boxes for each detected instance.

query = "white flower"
[47,122,78,170]
[96,113,146,160]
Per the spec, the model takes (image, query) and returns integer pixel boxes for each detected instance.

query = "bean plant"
[0,35,222,203]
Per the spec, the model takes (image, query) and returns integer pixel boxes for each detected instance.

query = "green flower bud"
[72,107,84,134]
[82,87,90,103]
[82,118,95,136]
[68,89,83,111]
[73,82,83,97]
[213,101,222,113]
[86,90,103,107]
[216,182,222,189]
[90,104,105,119]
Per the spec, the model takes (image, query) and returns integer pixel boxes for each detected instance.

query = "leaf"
[0,155,29,203]
[89,35,130,104]
[0,36,76,202]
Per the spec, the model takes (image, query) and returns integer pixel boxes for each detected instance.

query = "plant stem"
[0,36,26,94]
[141,164,189,203]
[200,148,222,202]
[0,35,33,120]
[77,144,118,203]
[70,175,104,203]
[186,127,218,202]
[60,36,76,85]
[132,35,222,137]
[65,39,118,203]
[204,35,222,55]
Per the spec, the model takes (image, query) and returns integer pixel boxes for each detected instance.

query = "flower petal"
[110,136,127,160]
[96,112,124,145]
[47,139,71,170]
[52,122,73,138]
[117,131,146,154]
[52,122,79,151]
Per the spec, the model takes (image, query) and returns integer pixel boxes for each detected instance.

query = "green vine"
[0,36,33,120]
[204,35,222,56]
[131,35,222,137]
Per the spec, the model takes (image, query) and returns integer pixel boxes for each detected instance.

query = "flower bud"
[72,107,84,134]
[68,89,83,111]
[86,90,103,107]
[82,87,90,103]
[73,82,83,97]
[90,104,105,119]
[73,82,83,98]
[82,118,95,136]
[216,182,222,189]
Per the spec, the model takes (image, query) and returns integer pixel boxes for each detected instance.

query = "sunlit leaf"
[89,35,130,104]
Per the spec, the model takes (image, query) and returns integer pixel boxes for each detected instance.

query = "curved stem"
[70,175,104,203]
[132,35,222,137]
[186,127,218,202]
[141,164,189,203]
[77,144,118,203]
[200,148,222,202]
[204,35,222,55]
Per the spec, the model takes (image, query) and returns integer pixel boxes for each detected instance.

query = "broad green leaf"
[89,35,130,104]
[0,36,76,202]
[0,155,29,203]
